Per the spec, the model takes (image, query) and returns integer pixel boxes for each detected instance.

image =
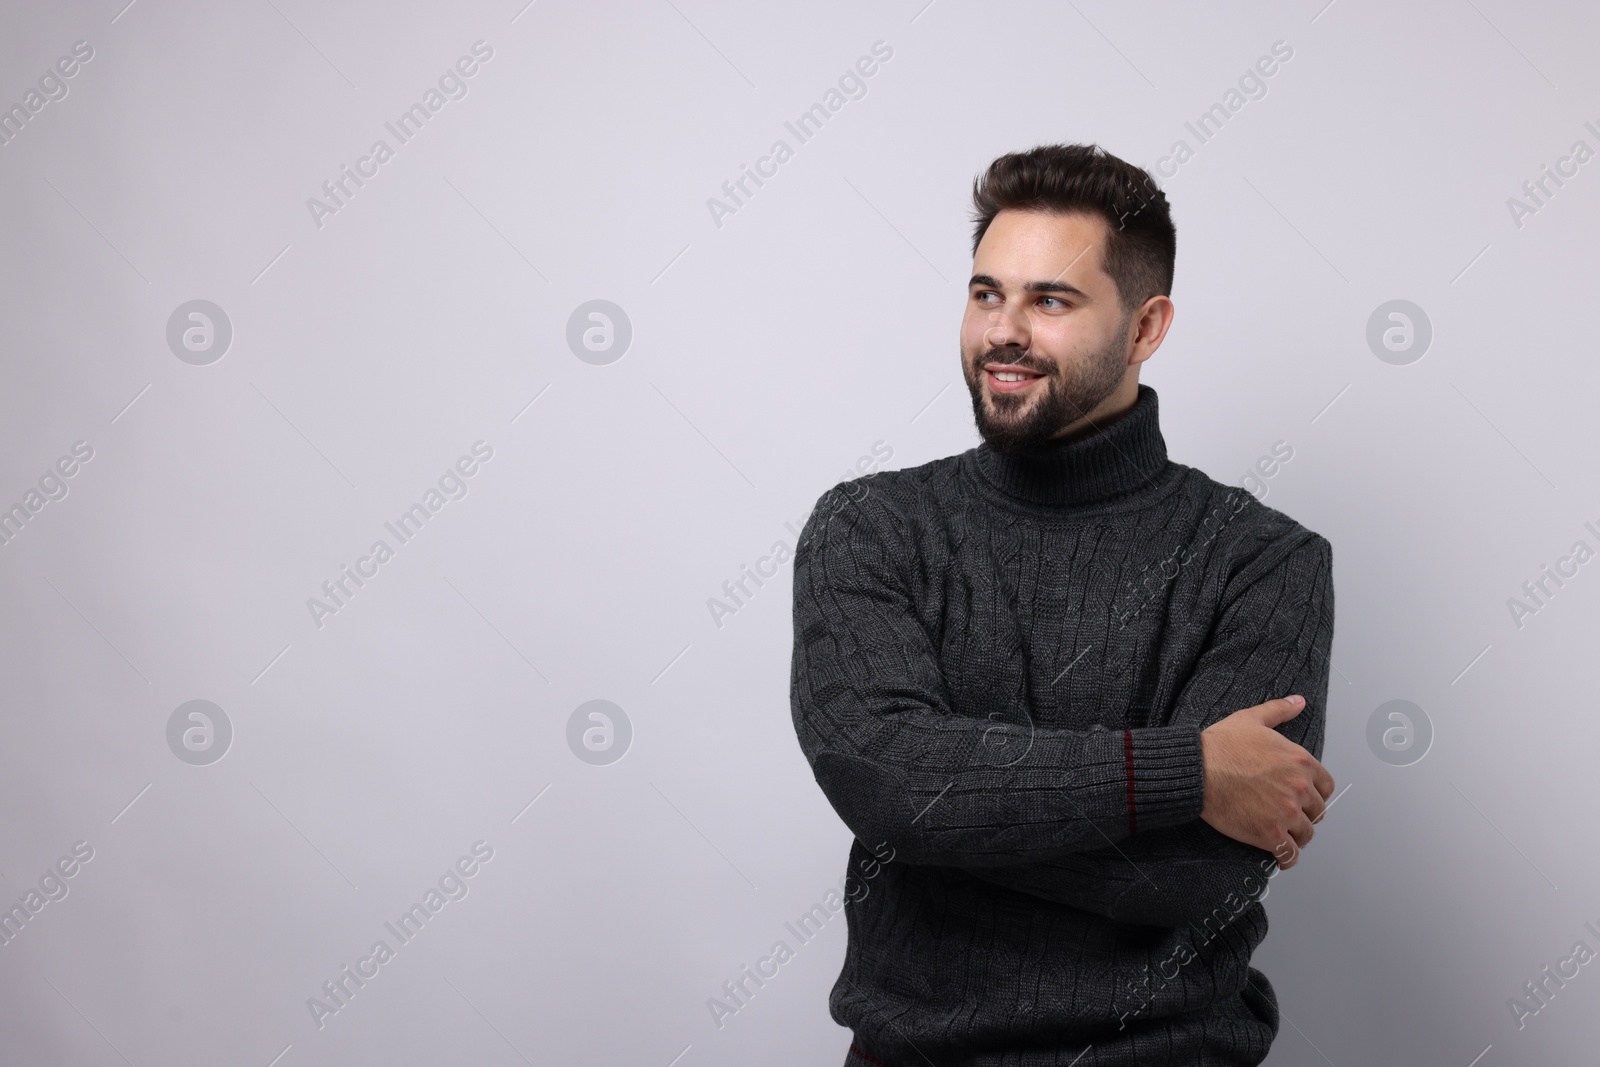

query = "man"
[789,143,1336,1066]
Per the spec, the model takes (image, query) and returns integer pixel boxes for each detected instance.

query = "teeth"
[993,371,1034,382]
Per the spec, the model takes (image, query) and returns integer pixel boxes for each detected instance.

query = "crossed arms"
[789,488,1335,929]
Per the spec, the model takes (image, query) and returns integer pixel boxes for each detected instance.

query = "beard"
[963,316,1131,455]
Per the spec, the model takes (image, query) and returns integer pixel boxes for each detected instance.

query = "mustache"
[977,350,1055,376]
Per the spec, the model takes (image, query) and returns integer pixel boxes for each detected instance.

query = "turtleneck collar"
[970,383,1171,508]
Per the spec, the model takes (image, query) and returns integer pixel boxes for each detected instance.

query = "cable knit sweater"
[789,383,1335,1066]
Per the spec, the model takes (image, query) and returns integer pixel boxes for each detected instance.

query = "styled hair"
[969,143,1175,313]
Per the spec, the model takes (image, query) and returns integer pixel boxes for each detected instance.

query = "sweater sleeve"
[964,529,1335,927]
[790,483,1208,868]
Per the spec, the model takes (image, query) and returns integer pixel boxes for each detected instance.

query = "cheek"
[960,311,988,348]
[1073,316,1121,351]
[1029,323,1074,360]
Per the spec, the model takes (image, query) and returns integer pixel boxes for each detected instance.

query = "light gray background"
[1,0,1597,1064]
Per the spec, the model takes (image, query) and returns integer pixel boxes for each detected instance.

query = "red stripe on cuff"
[1123,728,1138,833]
[849,1041,897,1066]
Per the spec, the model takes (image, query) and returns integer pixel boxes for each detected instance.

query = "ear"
[1129,295,1175,362]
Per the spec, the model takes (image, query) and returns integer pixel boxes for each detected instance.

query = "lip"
[983,362,1046,394]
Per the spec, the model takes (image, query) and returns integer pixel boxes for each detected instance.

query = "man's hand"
[1199,695,1334,869]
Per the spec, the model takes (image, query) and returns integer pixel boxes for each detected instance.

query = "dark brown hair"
[970,143,1175,313]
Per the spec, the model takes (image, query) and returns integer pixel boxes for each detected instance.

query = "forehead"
[972,209,1111,289]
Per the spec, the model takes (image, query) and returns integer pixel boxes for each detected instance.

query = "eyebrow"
[967,273,1090,300]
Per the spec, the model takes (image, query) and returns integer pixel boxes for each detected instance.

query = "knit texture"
[789,384,1335,1066]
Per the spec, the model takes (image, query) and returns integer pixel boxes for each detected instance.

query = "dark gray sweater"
[789,383,1335,1066]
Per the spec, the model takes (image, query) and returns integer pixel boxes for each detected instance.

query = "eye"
[1039,296,1066,309]
[974,291,998,304]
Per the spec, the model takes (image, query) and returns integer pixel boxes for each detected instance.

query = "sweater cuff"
[1122,725,1206,834]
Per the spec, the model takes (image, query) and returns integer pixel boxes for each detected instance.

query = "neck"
[972,383,1169,508]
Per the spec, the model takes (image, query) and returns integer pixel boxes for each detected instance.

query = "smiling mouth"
[983,363,1047,393]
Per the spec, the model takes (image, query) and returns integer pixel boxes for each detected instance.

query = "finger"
[1272,836,1300,870]
[1303,783,1328,825]
[1286,812,1314,850]
[1253,695,1304,728]
[1311,759,1335,801]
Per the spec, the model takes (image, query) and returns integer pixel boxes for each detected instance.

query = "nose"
[982,304,1029,350]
